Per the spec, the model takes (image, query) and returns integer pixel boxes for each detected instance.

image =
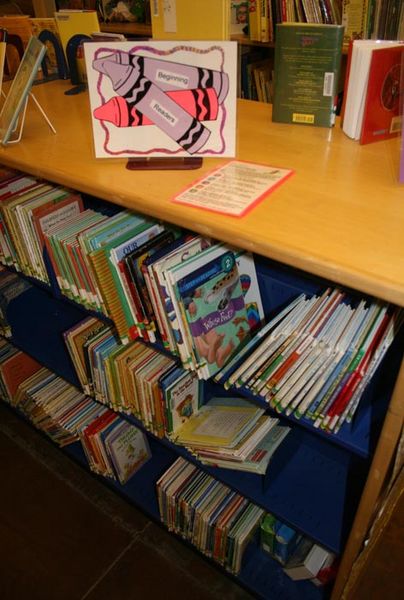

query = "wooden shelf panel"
[0,80,402,307]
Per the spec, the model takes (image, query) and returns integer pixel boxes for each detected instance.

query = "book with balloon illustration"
[171,245,264,379]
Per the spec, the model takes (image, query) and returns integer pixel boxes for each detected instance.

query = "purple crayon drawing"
[92,52,229,105]
[99,61,211,153]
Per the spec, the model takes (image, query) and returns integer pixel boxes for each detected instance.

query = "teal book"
[176,250,249,379]
[272,23,344,128]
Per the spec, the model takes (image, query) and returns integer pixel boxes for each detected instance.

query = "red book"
[0,350,42,401]
[31,193,83,248]
[360,45,404,145]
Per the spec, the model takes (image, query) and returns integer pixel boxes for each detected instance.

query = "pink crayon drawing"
[94,88,219,127]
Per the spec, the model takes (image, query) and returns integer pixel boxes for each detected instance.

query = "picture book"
[106,221,164,342]
[0,36,46,146]
[165,243,229,371]
[360,45,404,145]
[84,40,237,158]
[272,23,344,128]
[63,316,109,393]
[176,249,251,378]
[30,17,61,76]
[151,0,231,41]
[197,422,290,474]
[173,396,264,448]
[160,366,202,437]
[104,419,151,485]
[122,228,176,342]
[230,1,248,35]
[149,236,211,354]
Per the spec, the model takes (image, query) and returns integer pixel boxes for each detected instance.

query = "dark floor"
[0,402,253,600]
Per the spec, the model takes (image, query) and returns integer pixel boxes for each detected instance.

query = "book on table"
[272,23,344,128]
[341,39,404,143]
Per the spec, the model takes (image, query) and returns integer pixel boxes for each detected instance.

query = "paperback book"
[272,23,344,128]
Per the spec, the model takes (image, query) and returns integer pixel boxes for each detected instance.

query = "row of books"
[64,316,183,438]
[238,0,342,44]
[156,456,265,575]
[260,513,337,584]
[239,47,273,101]
[0,171,264,382]
[64,317,291,474]
[351,0,404,43]
[242,0,403,45]
[0,336,151,484]
[215,287,402,434]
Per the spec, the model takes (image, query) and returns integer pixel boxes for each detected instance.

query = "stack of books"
[173,395,289,474]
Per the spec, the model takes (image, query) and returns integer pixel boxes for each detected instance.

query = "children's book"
[104,419,151,485]
[0,36,46,145]
[273,23,344,128]
[123,228,176,342]
[164,243,227,372]
[175,249,252,378]
[173,396,264,448]
[160,366,202,438]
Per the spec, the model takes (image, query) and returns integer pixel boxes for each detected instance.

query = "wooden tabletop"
[1,80,403,307]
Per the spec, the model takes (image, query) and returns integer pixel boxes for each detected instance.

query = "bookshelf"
[0,79,403,600]
[99,22,152,37]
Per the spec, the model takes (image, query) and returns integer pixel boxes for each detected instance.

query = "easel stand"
[126,157,202,171]
[1,91,56,145]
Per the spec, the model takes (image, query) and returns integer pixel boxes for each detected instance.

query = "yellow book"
[54,10,100,59]
[151,0,230,41]
[174,399,264,448]
[248,0,261,42]
[87,249,128,341]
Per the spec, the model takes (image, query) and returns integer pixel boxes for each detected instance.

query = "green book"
[272,23,344,128]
